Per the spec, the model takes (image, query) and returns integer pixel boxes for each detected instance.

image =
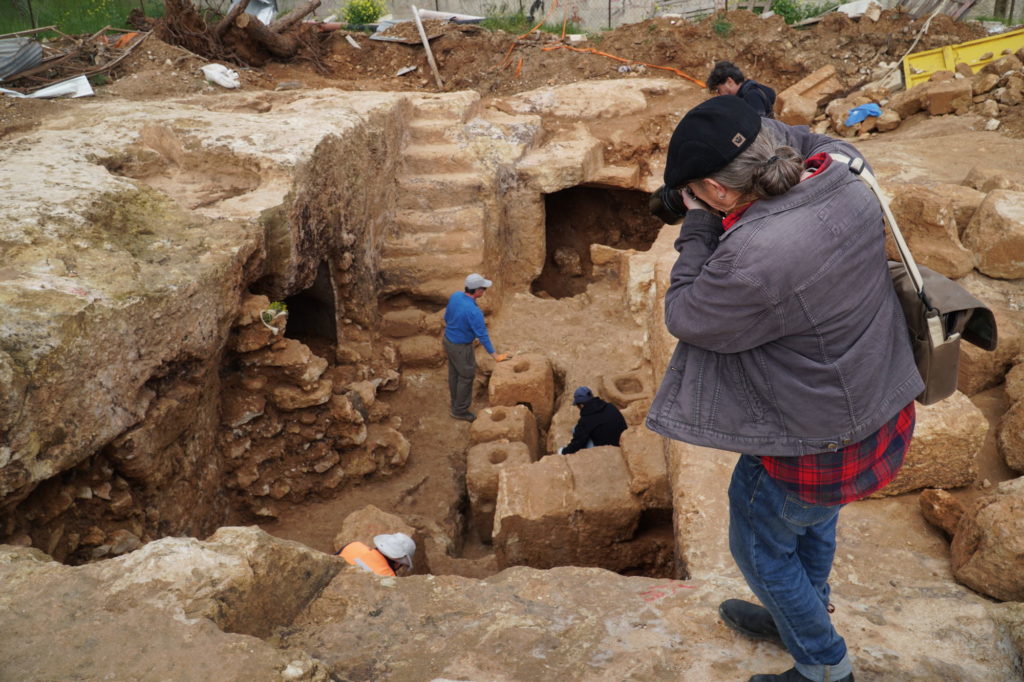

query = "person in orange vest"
[337,532,416,577]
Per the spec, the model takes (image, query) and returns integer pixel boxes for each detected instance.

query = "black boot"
[749,667,853,682]
[718,599,786,649]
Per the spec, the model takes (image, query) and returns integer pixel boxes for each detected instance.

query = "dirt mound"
[97,9,988,100]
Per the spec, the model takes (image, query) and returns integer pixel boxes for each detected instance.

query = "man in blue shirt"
[443,273,508,421]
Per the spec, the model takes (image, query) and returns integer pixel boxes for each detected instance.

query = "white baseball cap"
[465,273,492,289]
[374,533,416,570]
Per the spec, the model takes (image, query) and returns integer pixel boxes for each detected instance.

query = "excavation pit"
[532,186,664,299]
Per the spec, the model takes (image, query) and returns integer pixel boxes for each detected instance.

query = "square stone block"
[488,352,555,429]
[469,404,539,460]
[493,454,576,568]
[565,447,641,562]
[466,440,533,544]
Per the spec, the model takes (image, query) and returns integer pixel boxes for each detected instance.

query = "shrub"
[341,0,387,26]
[712,16,732,36]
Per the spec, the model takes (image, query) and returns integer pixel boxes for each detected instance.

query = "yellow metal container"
[903,26,1024,89]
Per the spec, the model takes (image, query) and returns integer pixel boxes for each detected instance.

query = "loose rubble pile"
[219,294,408,518]
[777,50,1024,137]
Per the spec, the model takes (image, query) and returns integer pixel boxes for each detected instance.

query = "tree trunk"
[216,0,252,38]
[269,0,322,33]
[236,12,299,59]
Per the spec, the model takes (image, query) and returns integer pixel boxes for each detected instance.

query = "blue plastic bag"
[844,103,882,126]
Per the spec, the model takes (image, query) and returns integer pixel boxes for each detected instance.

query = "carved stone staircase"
[380,93,488,306]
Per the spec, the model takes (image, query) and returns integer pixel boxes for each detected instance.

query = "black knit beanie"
[663,95,762,189]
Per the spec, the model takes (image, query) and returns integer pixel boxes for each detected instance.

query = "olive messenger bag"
[831,153,998,405]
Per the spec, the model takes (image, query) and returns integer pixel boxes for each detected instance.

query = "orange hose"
[501,0,560,68]
[541,43,706,88]
[515,56,524,78]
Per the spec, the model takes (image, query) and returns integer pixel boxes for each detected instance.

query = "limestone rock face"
[0,529,335,681]
[875,392,987,496]
[0,90,413,554]
[951,477,1024,601]
[963,190,1024,279]
[888,184,974,278]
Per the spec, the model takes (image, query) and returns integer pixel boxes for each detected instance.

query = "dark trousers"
[443,337,475,415]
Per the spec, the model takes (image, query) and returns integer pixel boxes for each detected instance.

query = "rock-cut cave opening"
[281,260,338,355]
[531,185,664,299]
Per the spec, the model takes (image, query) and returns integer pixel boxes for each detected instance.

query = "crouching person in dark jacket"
[557,386,627,455]
[646,96,922,682]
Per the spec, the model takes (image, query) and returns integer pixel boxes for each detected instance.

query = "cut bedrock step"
[410,91,481,120]
[403,143,474,175]
[397,173,486,210]
[407,119,451,145]
[393,205,485,234]
[382,228,483,259]
[380,251,483,287]
[380,276,466,304]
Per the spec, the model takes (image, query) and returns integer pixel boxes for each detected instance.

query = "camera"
[649,185,687,225]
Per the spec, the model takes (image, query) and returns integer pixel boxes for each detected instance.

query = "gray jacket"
[646,120,922,457]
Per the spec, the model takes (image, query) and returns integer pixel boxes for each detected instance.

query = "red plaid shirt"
[725,152,914,505]
[761,402,915,505]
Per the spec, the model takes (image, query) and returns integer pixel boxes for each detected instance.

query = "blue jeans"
[728,454,853,682]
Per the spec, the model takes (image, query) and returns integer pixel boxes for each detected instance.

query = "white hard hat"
[373,533,416,569]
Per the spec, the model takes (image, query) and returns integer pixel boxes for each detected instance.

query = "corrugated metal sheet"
[0,37,43,82]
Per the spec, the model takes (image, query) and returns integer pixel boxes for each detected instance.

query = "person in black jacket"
[557,387,628,455]
[706,61,776,118]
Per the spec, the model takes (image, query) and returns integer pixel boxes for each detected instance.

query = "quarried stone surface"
[466,440,533,543]
[488,352,555,428]
[951,476,1024,602]
[962,166,1024,194]
[998,400,1024,472]
[493,447,641,569]
[469,404,539,459]
[873,391,987,496]
[889,184,974,278]
[395,334,445,368]
[492,453,575,568]
[963,189,1024,279]
[620,426,671,510]
[776,65,844,125]
[918,488,964,536]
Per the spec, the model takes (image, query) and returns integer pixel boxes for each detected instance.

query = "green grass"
[480,11,583,36]
[971,14,1014,24]
[712,16,732,36]
[1,0,165,36]
[769,0,840,24]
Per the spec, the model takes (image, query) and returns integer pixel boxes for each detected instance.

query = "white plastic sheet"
[0,74,93,98]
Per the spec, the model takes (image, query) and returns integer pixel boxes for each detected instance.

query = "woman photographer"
[646,96,922,682]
